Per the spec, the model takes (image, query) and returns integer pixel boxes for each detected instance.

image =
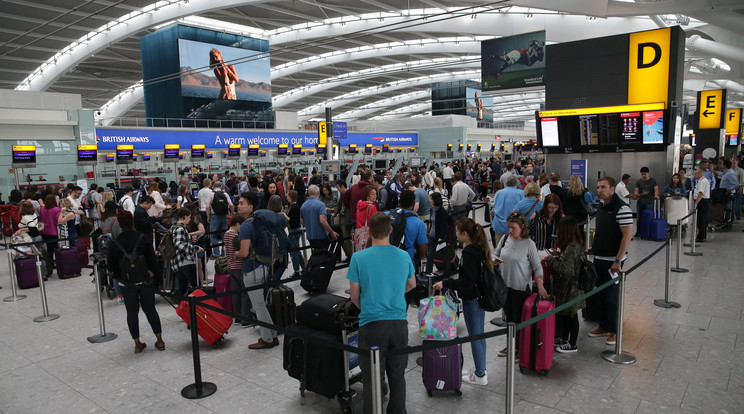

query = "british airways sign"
[95,128,417,150]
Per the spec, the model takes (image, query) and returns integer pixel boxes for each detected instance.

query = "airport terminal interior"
[1,0,744,413]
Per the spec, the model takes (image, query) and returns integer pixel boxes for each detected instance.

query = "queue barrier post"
[87,259,117,343]
[684,208,702,255]
[370,346,383,414]
[505,322,516,414]
[601,271,636,364]
[4,248,27,302]
[181,295,217,399]
[654,237,681,309]
[32,254,59,323]
[671,218,689,273]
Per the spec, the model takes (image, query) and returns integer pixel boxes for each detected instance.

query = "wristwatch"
[614,258,621,264]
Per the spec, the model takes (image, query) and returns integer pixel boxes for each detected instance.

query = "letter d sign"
[628,28,670,106]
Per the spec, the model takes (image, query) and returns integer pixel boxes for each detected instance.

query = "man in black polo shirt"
[588,176,634,346]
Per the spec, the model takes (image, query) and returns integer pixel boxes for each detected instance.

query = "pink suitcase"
[519,294,555,375]
[213,273,233,312]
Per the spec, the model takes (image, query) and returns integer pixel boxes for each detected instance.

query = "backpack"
[97,219,117,257]
[214,255,229,274]
[251,209,289,264]
[113,235,151,285]
[476,259,508,312]
[384,182,398,210]
[212,190,229,215]
[579,253,597,292]
[0,204,20,236]
[388,208,416,249]
[81,193,96,210]
[118,195,131,211]
[158,226,178,261]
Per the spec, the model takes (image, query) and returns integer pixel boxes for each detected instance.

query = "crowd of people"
[5,153,744,414]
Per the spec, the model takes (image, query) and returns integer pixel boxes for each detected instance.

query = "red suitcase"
[55,247,82,279]
[213,273,234,313]
[176,289,232,346]
[14,256,40,289]
[519,294,555,375]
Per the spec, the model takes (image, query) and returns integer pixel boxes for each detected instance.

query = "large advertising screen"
[178,39,271,103]
[466,88,493,122]
[481,31,546,92]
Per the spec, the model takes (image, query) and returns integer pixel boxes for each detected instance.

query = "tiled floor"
[0,222,742,414]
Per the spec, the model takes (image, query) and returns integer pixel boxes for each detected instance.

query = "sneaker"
[117,296,124,304]
[588,327,610,337]
[554,337,565,348]
[462,370,488,386]
[241,322,256,328]
[606,333,617,345]
[497,347,507,357]
[556,343,578,353]
[462,367,474,376]
[233,319,241,325]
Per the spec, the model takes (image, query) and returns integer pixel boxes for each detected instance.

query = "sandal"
[155,340,165,351]
[134,342,147,353]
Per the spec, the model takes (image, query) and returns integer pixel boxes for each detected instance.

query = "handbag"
[418,291,458,340]
[353,204,372,251]
[579,253,597,292]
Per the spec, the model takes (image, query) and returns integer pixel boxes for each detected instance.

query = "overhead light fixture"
[587,16,596,22]
[524,13,533,20]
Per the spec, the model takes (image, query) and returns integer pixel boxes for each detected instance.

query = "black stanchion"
[181,295,217,399]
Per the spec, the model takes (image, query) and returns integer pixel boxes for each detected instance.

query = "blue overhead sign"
[333,121,348,140]
[570,159,588,188]
[95,128,417,150]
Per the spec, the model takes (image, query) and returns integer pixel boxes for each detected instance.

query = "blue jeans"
[732,192,742,219]
[462,299,487,376]
[209,214,228,256]
[288,232,304,272]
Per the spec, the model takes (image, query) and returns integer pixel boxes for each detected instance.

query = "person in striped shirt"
[587,176,634,347]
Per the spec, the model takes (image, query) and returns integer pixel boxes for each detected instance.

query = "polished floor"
[0,221,742,414]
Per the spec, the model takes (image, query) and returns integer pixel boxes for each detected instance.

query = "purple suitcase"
[14,257,40,289]
[422,340,463,396]
[519,294,555,375]
[55,247,82,279]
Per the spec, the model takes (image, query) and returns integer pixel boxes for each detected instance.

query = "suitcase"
[283,324,345,399]
[519,294,555,375]
[265,284,296,328]
[650,199,668,241]
[295,293,358,334]
[422,341,463,396]
[14,256,40,289]
[214,273,233,313]
[300,246,338,295]
[55,247,82,279]
[175,289,232,346]
[665,196,689,225]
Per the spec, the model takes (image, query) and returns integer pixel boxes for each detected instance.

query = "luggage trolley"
[285,316,361,414]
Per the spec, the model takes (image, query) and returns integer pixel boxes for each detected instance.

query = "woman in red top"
[354,186,379,251]
[39,195,61,262]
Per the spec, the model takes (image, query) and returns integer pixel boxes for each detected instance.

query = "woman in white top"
[493,211,546,358]
[177,185,191,209]
[430,177,450,211]
[146,181,168,217]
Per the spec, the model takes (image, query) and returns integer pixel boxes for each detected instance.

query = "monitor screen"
[278,145,288,155]
[540,117,560,147]
[374,159,387,170]
[206,152,214,158]
[642,111,664,144]
[292,145,302,155]
[317,146,326,154]
[728,134,739,146]
[164,145,179,160]
[364,145,372,154]
[143,154,151,161]
[77,145,97,163]
[228,144,241,158]
[12,145,36,165]
[248,145,259,156]
[382,144,390,153]
[116,145,133,162]
[178,152,184,159]
[191,145,205,158]
[106,154,115,162]
[409,157,422,167]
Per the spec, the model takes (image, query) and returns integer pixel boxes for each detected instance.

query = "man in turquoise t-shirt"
[348,212,415,414]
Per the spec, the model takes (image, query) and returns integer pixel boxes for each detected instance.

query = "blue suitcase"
[639,209,655,239]
[650,200,668,241]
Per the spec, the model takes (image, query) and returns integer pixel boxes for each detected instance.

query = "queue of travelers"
[5,154,741,414]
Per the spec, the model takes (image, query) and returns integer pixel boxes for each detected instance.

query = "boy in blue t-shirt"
[348,212,415,414]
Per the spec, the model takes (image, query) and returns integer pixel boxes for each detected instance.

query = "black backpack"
[212,190,229,215]
[477,260,508,312]
[384,182,398,210]
[113,235,151,285]
[388,208,416,249]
